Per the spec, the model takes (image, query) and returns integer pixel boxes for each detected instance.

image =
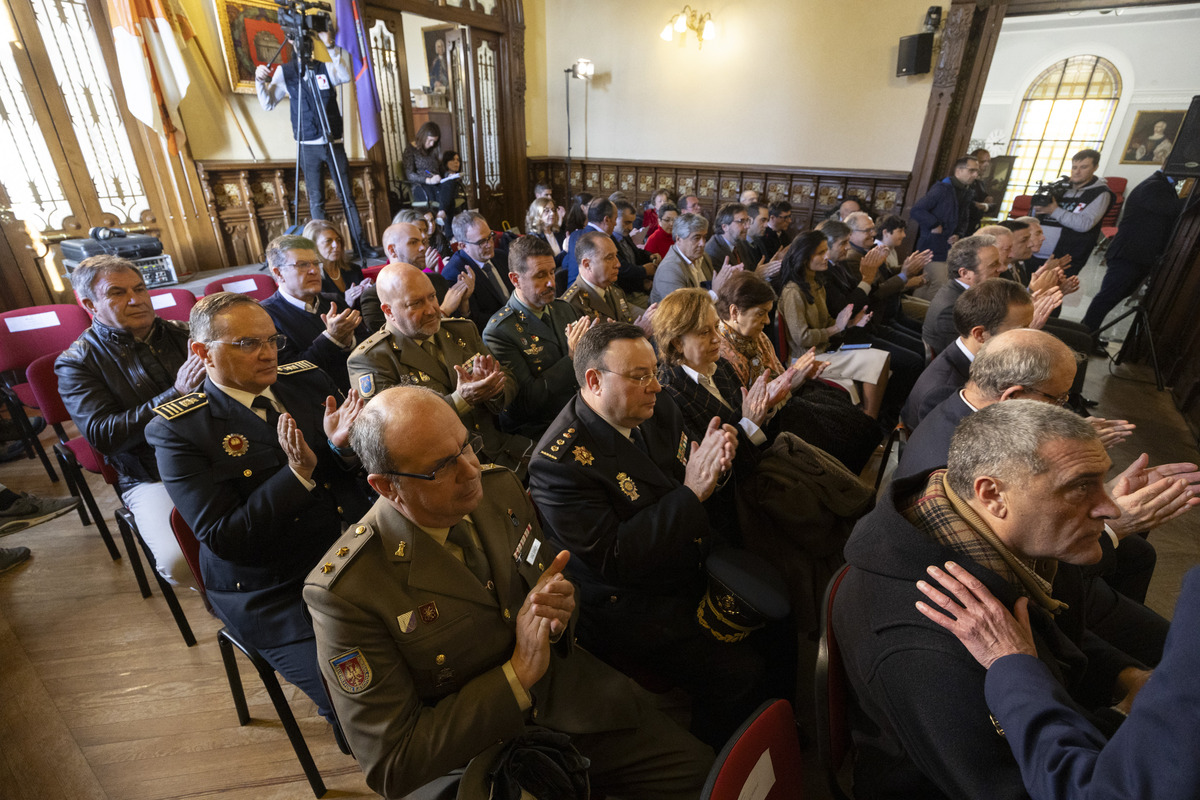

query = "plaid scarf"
[900,470,1065,614]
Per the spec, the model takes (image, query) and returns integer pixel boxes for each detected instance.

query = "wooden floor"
[1,260,1198,800]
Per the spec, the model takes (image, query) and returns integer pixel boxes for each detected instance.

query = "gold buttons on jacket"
[435,654,446,665]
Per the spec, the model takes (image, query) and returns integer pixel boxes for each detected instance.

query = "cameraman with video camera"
[255,5,368,258]
[1032,148,1113,278]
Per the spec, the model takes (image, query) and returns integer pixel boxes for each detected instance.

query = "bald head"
[351,386,483,527]
[382,222,426,266]
[968,328,1077,405]
[377,262,441,339]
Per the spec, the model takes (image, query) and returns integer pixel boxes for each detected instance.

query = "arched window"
[1002,55,1121,214]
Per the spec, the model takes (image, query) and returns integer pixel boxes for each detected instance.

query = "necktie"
[604,289,620,320]
[419,337,447,371]
[485,262,509,299]
[252,395,281,429]
[447,517,492,589]
[630,427,648,455]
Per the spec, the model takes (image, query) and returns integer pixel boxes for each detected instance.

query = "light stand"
[1101,276,1164,391]
[563,58,593,201]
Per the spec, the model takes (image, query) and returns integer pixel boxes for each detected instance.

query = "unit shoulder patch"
[152,392,208,420]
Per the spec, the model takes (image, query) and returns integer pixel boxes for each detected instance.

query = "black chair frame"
[1,384,58,482]
[815,563,854,800]
[52,442,119,560]
[115,507,195,647]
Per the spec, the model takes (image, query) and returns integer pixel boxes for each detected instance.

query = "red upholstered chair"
[700,699,805,799]
[0,304,92,481]
[170,509,334,797]
[361,264,385,282]
[203,273,277,301]
[815,564,854,800]
[148,288,198,322]
[1009,194,1032,219]
[24,353,120,560]
[1096,176,1127,254]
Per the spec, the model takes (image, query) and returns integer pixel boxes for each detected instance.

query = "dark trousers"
[1081,257,1152,333]
[258,635,332,720]
[299,141,365,254]
[1043,317,1092,396]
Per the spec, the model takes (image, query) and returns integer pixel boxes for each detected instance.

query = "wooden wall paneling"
[695,171,719,216]
[676,171,697,207]
[585,165,601,195]
[765,175,790,205]
[655,169,676,203]
[0,215,52,311]
[815,177,846,219]
[718,172,742,205]
[742,173,766,202]
[600,165,619,196]
[635,167,655,207]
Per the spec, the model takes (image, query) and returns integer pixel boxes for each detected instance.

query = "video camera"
[1031,176,1071,208]
[274,0,332,62]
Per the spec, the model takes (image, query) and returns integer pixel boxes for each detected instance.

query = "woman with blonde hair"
[302,219,368,306]
[526,196,565,263]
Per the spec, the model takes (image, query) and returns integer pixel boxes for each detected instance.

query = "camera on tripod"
[274,0,332,62]
[1031,176,1071,208]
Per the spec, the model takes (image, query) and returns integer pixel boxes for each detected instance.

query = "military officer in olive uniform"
[304,386,713,800]
[561,230,645,325]
[347,262,532,478]
[483,236,593,440]
[146,292,371,718]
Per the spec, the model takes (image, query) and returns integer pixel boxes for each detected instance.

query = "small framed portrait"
[423,26,454,92]
[214,0,290,93]
[1121,111,1187,165]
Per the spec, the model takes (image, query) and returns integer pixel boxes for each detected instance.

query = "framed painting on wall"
[214,0,292,94]
[423,25,455,92]
[1121,110,1186,165]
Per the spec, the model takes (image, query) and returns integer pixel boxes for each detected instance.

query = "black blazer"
[442,249,512,331]
[260,290,366,392]
[901,342,972,430]
[895,390,973,481]
[146,367,371,648]
[921,279,968,354]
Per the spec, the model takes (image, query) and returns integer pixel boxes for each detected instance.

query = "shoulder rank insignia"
[223,433,249,456]
[573,445,594,466]
[277,360,317,375]
[152,392,208,420]
[538,447,560,462]
[358,373,375,397]
[329,649,372,694]
[616,472,639,501]
[678,432,689,465]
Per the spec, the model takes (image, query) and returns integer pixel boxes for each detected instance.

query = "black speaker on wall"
[1163,95,1200,178]
[897,32,933,77]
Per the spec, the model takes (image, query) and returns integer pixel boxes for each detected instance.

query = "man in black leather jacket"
[56,255,206,588]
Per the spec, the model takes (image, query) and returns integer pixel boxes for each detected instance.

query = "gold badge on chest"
[616,472,639,501]
[573,445,594,466]
[223,433,249,457]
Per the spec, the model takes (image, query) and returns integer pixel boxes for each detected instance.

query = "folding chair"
[23,353,120,560]
[0,304,91,481]
[114,507,196,646]
[815,564,854,800]
[170,509,333,798]
[203,273,277,301]
[874,421,909,492]
[700,699,804,800]
[148,288,199,322]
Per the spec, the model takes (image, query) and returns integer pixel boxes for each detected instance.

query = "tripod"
[270,34,372,268]
[1100,275,1163,391]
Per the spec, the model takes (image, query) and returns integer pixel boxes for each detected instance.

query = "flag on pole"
[106,0,193,156]
[334,0,382,152]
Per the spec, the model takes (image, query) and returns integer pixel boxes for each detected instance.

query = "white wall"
[527,0,938,171]
[971,5,1200,188]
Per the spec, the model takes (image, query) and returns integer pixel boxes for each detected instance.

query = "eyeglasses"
[597,368,659,389]
[851,228,874,234]
[282,260,322,271]
[384,434,483,481]
[463,235,494,248]
[207,334,287,354]
[1021,386,1070,407]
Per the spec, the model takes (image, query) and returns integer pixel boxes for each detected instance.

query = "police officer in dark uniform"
[528,321,769,748]
[483,236,592,441]
[347,262,532,477]
[146,292,371,717]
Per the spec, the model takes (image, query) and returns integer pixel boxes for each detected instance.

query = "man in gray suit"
[922,234,1004,353]
[305,386,712,799]
[347,262,532,477]
[649,212,719,304]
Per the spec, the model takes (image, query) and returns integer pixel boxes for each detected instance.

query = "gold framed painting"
[214,0,292,93]
[1120,110,1186,165]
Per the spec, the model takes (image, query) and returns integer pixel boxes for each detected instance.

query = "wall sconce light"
[660,5,715,49]
[567,58,594,80]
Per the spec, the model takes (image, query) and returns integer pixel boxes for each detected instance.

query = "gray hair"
[968,328,1072,400]
[189,292,261,344]
[391,208,424,225]
[265,234,318,271]
[947,400,1099,497]
[69,255,142,302]
[350,385,433,483]
[947,234,997,278]
[672,212,709,242]
[452,209,487,242]
[844,211,873,231]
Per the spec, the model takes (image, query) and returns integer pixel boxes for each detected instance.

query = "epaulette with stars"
[152,391,208,420]
[307,522,375,588]
[537,426,579,462]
